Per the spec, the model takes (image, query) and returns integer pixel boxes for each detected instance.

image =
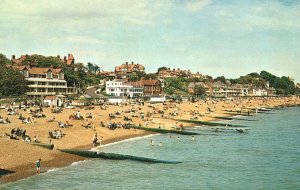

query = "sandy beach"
[1,96,300,184]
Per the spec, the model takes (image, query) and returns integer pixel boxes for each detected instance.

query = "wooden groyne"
[175,119,249,128]
[59,149,181,164]
[131,126,200,135]
[31,143,54,150]
[211,116,257,121]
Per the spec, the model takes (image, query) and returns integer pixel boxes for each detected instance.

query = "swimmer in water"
[177,136,180,140]
[159,142,163,146]
[192,136,195,141]
[150,139,154,146]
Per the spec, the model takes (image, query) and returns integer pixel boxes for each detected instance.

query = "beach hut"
[43,95,65,107]
[149,96,166,103]
[108,97,127,104]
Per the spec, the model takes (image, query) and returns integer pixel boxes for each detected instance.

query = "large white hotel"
[10,65,77,97]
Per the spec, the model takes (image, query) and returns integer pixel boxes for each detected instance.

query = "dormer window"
[59,73,64,80]
[47,71,52,79]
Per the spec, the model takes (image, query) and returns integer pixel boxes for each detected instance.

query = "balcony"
[28,85,67,88]
[26,91,76,96]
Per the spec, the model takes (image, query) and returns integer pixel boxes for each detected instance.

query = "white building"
[43,95,65,107]
[211,82,248,97]
[11,66,77,97]
[251,88,268,96]
[105,80,143,97]
[150,96,166,103]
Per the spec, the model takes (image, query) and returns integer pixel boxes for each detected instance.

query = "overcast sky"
[1,0,299,82]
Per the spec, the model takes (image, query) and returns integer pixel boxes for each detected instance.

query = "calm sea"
[1,107,300,190]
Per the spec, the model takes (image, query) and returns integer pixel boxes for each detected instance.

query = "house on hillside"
[188,82,248,97]
[98,71,116,79]
[115,62,145,79]
[61,53,75,66]
[141,80,162,96]
[188,82,211,95]
[105,79,162,97]
[11,53,75,66]
[11,54,28,65]
[158,68,191,78]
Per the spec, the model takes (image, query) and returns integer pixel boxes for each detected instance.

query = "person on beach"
[98,135,103,146]
[179,123,184,130]
[92,133,99,146]
[35,158,41,174]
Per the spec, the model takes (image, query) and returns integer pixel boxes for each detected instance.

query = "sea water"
[1,107,300,190]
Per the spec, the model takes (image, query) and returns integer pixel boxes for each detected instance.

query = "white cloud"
[186,0,212,12]
[0,0,173,26]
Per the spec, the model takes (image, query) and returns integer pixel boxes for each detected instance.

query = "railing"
[28,85,67,88]
[26,91,76,95]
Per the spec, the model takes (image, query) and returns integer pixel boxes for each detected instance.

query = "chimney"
[126,62,128,65]
[132,61,134,64]
[68,53,70,58]
[12,55,15,59]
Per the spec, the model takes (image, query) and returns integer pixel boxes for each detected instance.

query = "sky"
[0,0,299,82]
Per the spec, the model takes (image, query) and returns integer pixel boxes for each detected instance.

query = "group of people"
[58,120,73,128]
[100,121,132,130]
[69,111,84,120]
[21,116,34,124]
[49,130,64,139]
[82,120,94,129]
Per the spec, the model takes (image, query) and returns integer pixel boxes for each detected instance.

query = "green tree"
[128,72,139,82]
[0,54,11,65]
[157,66,168,73]
[144,73,158,80]
[0,66,29,96]
[194,85,206,96]
[21,54,63,67]
[214,76,226,83]
[86,62,94,73]
[93,64,100,73]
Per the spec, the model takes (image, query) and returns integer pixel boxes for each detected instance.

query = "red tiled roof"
[12,66,62,75]
[11,55,27,65]
[141,80,160,86]
[115,63,145,72]
[124,81,144,88]
[9,65,27,70]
